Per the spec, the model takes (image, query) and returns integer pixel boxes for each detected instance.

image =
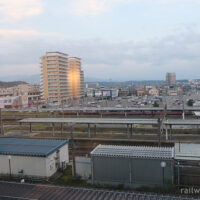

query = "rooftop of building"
[0,137,68,157]
[69,56,81,60]
[175,143,200,161]
[0,181,195,200]
[46,51,68,56]
[91,144,174,159]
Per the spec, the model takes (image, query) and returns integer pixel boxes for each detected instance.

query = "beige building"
[166,72,176,86]
[0,84,40,97]
[137,88,146,96]
[40,52,84,103]
[148,88,159,96]
[68,57,84,99]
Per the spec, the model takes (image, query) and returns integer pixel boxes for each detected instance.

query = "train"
[62,109,194,116]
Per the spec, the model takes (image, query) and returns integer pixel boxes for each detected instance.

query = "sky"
[1,0,200,81]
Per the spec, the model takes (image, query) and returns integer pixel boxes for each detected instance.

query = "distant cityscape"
[0,57,200,110]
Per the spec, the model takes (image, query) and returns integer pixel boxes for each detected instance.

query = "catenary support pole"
[61,123,63,136]
[29,123,32,134]
[70,124,76,178]
[131,124,133,137]
[170,125,172,140]
[127,124,130,138]
[157,118,161,147]
[94,124,97,137]
[165,125,168,141]
[0,108,4,135]
[52,123,55,136]
[88,123,91,138]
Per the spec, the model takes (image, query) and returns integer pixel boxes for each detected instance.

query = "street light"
[160,161,166,185]
[8,155,12,179]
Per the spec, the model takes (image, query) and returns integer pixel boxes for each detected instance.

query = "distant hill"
[0,74,40,85]
[0,81,27,88]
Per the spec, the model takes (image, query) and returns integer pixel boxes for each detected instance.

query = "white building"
[148,88,159,96]
[0,138,69,178]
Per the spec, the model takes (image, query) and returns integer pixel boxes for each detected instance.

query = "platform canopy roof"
[20,118,200,126]
[20,118,158,124]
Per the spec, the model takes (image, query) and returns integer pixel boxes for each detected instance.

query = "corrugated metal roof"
[91,145,174,159]
[0,138,68,157]
[0,181,196,200]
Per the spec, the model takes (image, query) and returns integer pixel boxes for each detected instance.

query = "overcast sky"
[0,0,200,81]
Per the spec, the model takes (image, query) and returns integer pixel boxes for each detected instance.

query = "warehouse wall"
[93,157,130,183]
[46,152,58,177]
[131,159,173,185]
[0,144,69,178]
[46,143,69,177]
[92,156,174,187]
[0,155,46,177]
[75,156,91,179]
[59,144,69,164]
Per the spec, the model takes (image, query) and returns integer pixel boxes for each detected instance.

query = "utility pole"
[182,97,185,120]
[69,123,76,178]
[36,98,39,117]
[0,108,3,135]
[157,118,161,147]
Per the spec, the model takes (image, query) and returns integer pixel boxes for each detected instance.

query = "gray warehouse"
[91,145,174,187]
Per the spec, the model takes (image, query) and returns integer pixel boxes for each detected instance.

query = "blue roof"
[0,138,68,157]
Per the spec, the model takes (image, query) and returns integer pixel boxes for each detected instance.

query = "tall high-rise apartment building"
[40,52,84,102]
[166,72,176,86]
[68,57,84,99]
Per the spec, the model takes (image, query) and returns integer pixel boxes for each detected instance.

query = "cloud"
[0,64,39,77]
[0,0,43,22]
[0,28,59,38]
[0,27,200,80]
[72,0,128,15]
[71,0,200,16]
[0,29,43,38]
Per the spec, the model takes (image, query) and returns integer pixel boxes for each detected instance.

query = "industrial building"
[91,145,174,187]
[0,138,69,178]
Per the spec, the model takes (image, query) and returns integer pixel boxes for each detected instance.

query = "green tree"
[153,101,159,107]
[187,99,193,107]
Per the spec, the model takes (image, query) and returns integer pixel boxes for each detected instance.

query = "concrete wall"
[92,156,174,187]
[75,157,91,180]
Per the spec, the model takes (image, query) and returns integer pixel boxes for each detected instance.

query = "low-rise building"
[86,88,119,99]
[91,145,174,188]
[149,88,159,96]
[137,88,146,96]
[0,84,40,97]
[0,138,69,178]
[0,95,29,109]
